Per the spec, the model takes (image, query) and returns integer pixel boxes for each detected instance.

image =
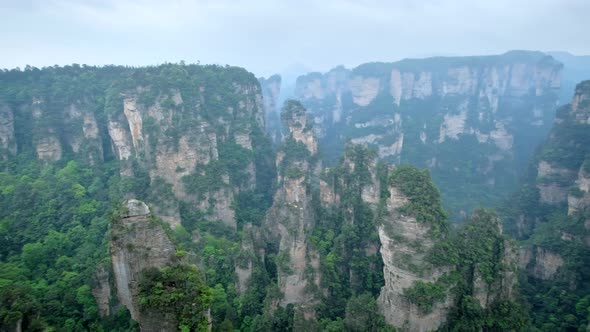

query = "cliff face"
[108,80,263,229]
[377,186,453,331]
[110,199,178,331]
[25,99,104,163]
[519,81,590,232]
[294,51,562,216]
[263,100,321,315]
[0,64,266,230]
[504,80,590,329]
[374,167,519,331]
[241,96,521,330]
[259,75,282,143]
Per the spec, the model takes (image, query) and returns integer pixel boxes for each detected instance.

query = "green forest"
[0,63,588,332]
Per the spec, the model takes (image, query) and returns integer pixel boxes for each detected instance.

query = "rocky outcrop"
[568,167,590,215]
[526,81,590,211]
[36,136,62,161]
[259,75,282,142]
[350,76,380,106]
[0,64,266,231]
[110,199,178,331]
[0,104,16,158]
[473,239,518,308]
[92,265,112,317]
[571,81,590,124]
[295,51,563,216]
[24,100,104,163]
[377,186,452,331]
[506,79,590,330]
[281,100,318,154]
[532,248,564,280]
[519,247,564,280]
[108,82,262,229]
[536,160,576,204]
[263,100,320,312]
[108,116,134,161]
[63,103,104,164]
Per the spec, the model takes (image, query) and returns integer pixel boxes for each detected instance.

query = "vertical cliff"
[0,64,269,231]
[262,100,321,317]
[515,80,590,233]
[106,67,265,229]
[294,51,562,217]
[377,173,453,331]
[376,167,521,331]
[504,80,590,329]
[259,75,282,143]
[110,199,178,331]
[0,104,16,159]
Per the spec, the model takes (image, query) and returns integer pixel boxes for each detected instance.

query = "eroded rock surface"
[110,199,177,331]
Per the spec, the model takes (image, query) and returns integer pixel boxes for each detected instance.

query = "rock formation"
[503,80,590,329]
[377,185,453,331]
[263,100,321,317]
[0,64,266,230]
[259,75,282,143]
[0,104,16,159]
[294,51,563,216]
[517,80,590,235]
[110,199,178,331]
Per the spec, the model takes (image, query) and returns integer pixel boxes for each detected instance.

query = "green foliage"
[278,137,312,175]
[389,165,448,234]
[343,293,393,332]
[497,84,590,331]
[404,281,447,313]
[183,140,255,197]
[280,100,307,126]
[540,105,590,169]
[310,145,385,323]
[0,158,139,331]
[437,209,531,330]
[0,62,276,332]
[182,160,225,198]
[443,296,529,331]
[234,192,271,229]
[138,264,213,331]
[456,209,505,283]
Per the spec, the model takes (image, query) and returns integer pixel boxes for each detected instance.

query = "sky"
[1,0,589,77]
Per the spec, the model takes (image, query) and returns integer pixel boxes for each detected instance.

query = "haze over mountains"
[1,1,590,331]
[0,49,589,331]
[2,0,589,75]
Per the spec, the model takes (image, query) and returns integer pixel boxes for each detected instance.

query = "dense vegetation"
[389,166,448,234]
[0,63,588,332]
[138,264,212,331]
[500,82,590,331]
[385,164,529,330]
[297,52,561,222]
[0,159,137,331]
[0,63,273,331]
[310,145,388,328]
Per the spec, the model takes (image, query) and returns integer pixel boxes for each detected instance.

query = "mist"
[1,0,589,76]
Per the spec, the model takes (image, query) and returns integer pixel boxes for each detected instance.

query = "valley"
[0,52,589,331]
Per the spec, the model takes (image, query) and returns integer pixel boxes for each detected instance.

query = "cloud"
[0,0,588,76]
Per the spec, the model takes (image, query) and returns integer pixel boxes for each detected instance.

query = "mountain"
[547,51,590,104]
[1,58,589,331]
[503,80,590,330]
[291,51,563,218]
[0,63,275,331]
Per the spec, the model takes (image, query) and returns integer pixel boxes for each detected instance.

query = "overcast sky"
[1,0,589,77]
